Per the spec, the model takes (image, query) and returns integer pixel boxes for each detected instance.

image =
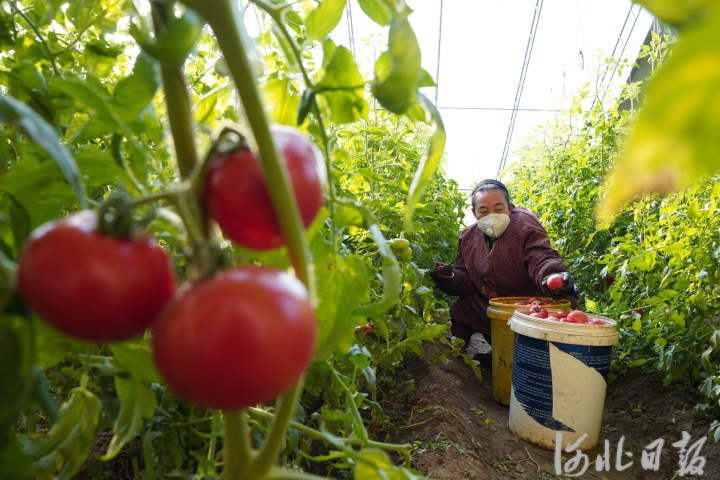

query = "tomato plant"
[0,0,460,477]
[18,211,175,341]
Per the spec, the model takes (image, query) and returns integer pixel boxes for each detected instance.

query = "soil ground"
[380,341,720,480]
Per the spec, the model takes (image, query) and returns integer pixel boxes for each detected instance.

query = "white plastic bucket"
[508,310,619,451]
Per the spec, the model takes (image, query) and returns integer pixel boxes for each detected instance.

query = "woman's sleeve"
[523,222,569,294]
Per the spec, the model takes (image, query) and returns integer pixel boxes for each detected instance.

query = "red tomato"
[546,273,565,290]
[566,310,588,324]
[204,126,324,250]
[588,319,606,325]
[354,323,376,336]
[152,266,316,410]
[556,310,569,319]
[547,316,560,321]
[528,307,548,318]
[18,211,175,341]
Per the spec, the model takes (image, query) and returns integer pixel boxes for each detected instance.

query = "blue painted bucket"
[508,310,618,450]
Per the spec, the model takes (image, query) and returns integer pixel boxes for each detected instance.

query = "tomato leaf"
[371,17,421,114]
[316,45,367,124]
[596,9,720,224]
[129,10,203,66]
[357,0,392,26]
[634,0,716,27]
[112,53,160,124]
[312,237,369,360]
[21,388,101,480]
[0,321,29,449]
[262,78,300,126]
[101,376,157,460]
[405,94,446,231]
[340,201,401,317]
[0,95,86,208]
[306,0,347,41]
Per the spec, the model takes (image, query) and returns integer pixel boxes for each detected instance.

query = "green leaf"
[0,95,86,208]
[632,317,642,332]
[316,46,367,124]
[109,340,161,384]
[129,10,203,66]
[596,10,720,223]
[306,0,347,41]
[405,94,446,230]
[0,322,28,448]
[0,437,35,479]
[261,78,300,126]
[101,376,156,460]
[0,152,78,227]
[357,0,392,26]
[371,17,421,114]
[112,53,160,124]
[354,448,409,479]
[313,239,369,360]
[21,388,101,480]
[2,193,30,250]
[296,89,316,125]
[634,0,716,26]
[352,225,401,316]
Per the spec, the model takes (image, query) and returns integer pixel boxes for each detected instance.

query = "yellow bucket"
[488,297,570,405]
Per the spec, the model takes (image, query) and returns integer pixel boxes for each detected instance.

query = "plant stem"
[151,1,200,180]
[246,407,412,458]
[223,410,252,480]
[151,1,210,253]
[330,367,369,444]
[312,103,337,256]
[249,379,304,478]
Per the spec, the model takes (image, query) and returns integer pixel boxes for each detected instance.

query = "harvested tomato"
[588,319,606,325]
[18,211,175,341]
[547,316,560,321]
[152,266,316,410]
[528,305,548,318]
[566,310,588,324]
[205,126,324,250]
[556,310,569,319]
[546,273,565,290]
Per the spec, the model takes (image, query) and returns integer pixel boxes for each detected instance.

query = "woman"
[430,179,577,363]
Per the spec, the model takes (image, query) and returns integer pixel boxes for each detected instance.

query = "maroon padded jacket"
[438,206,575,342]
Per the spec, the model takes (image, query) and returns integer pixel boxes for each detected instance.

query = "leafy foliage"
[507,36,720,441]
[0,0,461,478]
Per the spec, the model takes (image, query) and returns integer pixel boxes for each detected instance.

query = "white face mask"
[476,213,510,238]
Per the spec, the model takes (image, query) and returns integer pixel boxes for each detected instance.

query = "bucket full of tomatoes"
[507,308,618,451]
[487,297,571,406]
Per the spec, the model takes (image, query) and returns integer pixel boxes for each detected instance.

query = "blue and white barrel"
[508,311,619,451]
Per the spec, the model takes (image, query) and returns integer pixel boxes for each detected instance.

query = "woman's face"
[473,189,510,220]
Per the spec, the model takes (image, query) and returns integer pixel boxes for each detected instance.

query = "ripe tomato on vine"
[204,126,324,250]
[18,211,176,341]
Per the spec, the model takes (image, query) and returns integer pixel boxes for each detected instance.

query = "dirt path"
[380,341,720,480]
